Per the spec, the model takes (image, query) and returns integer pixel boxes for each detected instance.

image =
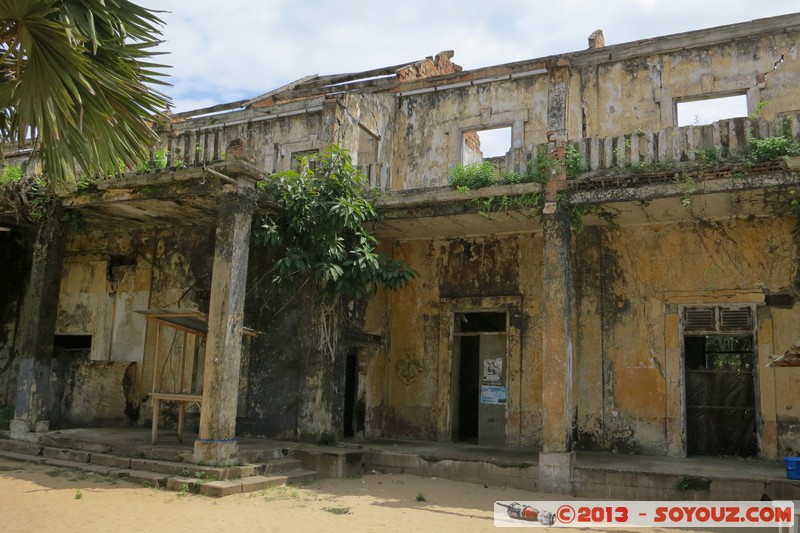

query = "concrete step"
[285,468,316,485]
[262,458,303,475]
[0,450,46,465]
[199,469,316,498]
[121,456,256,481]
[238,447,286,464]
[0,437,318,497]
[0,438,43,457]
[1,450,130,479]
[114,469,170,488]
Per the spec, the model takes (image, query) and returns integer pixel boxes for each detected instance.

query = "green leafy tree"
[0,0,171,184]
[255,145,416,303]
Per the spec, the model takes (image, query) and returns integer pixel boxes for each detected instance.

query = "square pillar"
[538,451,575,495]
[540,207,576,453]
[194,188,254,464]
[11,213,65,441]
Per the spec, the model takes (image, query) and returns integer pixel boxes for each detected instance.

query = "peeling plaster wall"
[578,32,800,138]
[393,76,548,190]
[390,27,800,192]
[372,234,544,446]
[339,94,397,191]
[239,245,377,441]
[47,226,214,427]
[370,215,800,455]
[573,217,800,457]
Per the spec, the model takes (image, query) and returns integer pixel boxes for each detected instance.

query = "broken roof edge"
[167,51,461,125]
[165,12,800,125]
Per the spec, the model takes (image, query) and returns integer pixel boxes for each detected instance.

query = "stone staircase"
[0,437,315,497]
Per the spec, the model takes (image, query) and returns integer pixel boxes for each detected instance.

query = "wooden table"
[148,392,203,444]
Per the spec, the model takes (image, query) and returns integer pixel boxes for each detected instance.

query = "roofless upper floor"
[157,12,800,194]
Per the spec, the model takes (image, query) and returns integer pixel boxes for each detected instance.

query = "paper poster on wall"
[480,385,507,405]
[483,358,502,383]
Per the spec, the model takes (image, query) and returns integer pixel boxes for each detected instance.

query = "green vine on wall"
[473,192,543,220]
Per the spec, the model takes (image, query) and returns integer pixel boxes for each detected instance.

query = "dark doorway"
[457,336,480,443]
[453,311,507,445]
[343,351,358,439]
[685,334,757,457]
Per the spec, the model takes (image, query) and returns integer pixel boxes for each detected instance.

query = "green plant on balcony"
[565,146,586,178]
[526,151,559,183]
[449,161,498,190]
[748,135,800,164]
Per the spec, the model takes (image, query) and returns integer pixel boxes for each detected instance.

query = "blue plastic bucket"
[785,456,800,480]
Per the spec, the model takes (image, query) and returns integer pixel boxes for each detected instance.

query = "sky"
[146,0,799,116]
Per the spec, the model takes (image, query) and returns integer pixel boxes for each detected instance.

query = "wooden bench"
[148,392,203,444]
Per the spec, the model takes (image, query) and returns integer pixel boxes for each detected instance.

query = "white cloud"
[143,0,799,112]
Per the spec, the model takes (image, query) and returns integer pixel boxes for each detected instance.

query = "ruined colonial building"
[2,13,800,490]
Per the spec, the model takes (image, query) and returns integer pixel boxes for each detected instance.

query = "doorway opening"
[683,306,757,457]
[451,312,507,445]
[343,351,358,439]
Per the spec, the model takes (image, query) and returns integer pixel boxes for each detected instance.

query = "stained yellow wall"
[370,216,800,456]
[366,233,545,445]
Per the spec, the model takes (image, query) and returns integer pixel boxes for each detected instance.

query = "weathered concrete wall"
[53,360,137,427]
[387,23,800,191]
[338,94,397,191]
[239,243,366,442]
[35,226,215,426]
[373,234,544,446]
[576,31,800,138]
[573,217,800,457]
[394,76,548,190]
[0,231,32,405]
[369,214,799,455]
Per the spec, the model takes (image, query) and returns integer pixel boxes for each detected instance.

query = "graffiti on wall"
[395,357,423,385]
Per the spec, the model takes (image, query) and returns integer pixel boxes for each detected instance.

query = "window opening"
[461,127,511,168]
[291,149,318,170]
[676,94,748,127]
[53,334,92,352]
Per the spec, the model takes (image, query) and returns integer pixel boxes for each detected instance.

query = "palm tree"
[0,0,171,184]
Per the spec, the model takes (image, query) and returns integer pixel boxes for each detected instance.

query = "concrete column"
[10,211,65,441]
[541,206,576,453]
[194,188,254,464]
[538,135,577,494]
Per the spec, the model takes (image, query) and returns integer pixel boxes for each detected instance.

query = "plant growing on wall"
[748,135,800,164]
[564,145,586,179]
[254,145,417,356]
[449,161,498,189]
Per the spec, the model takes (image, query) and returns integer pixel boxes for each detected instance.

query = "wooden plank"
[170,99,250,121]
[291,61,417,89]
[285,77,401,100]
[148,392,203,402]
[245,74,319,106]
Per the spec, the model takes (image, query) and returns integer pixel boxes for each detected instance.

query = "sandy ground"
[0,457,780,533]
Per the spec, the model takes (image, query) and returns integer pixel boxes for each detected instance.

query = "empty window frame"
[461,127,511,166]
[291,149,318,170]
[676,94,748,127]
